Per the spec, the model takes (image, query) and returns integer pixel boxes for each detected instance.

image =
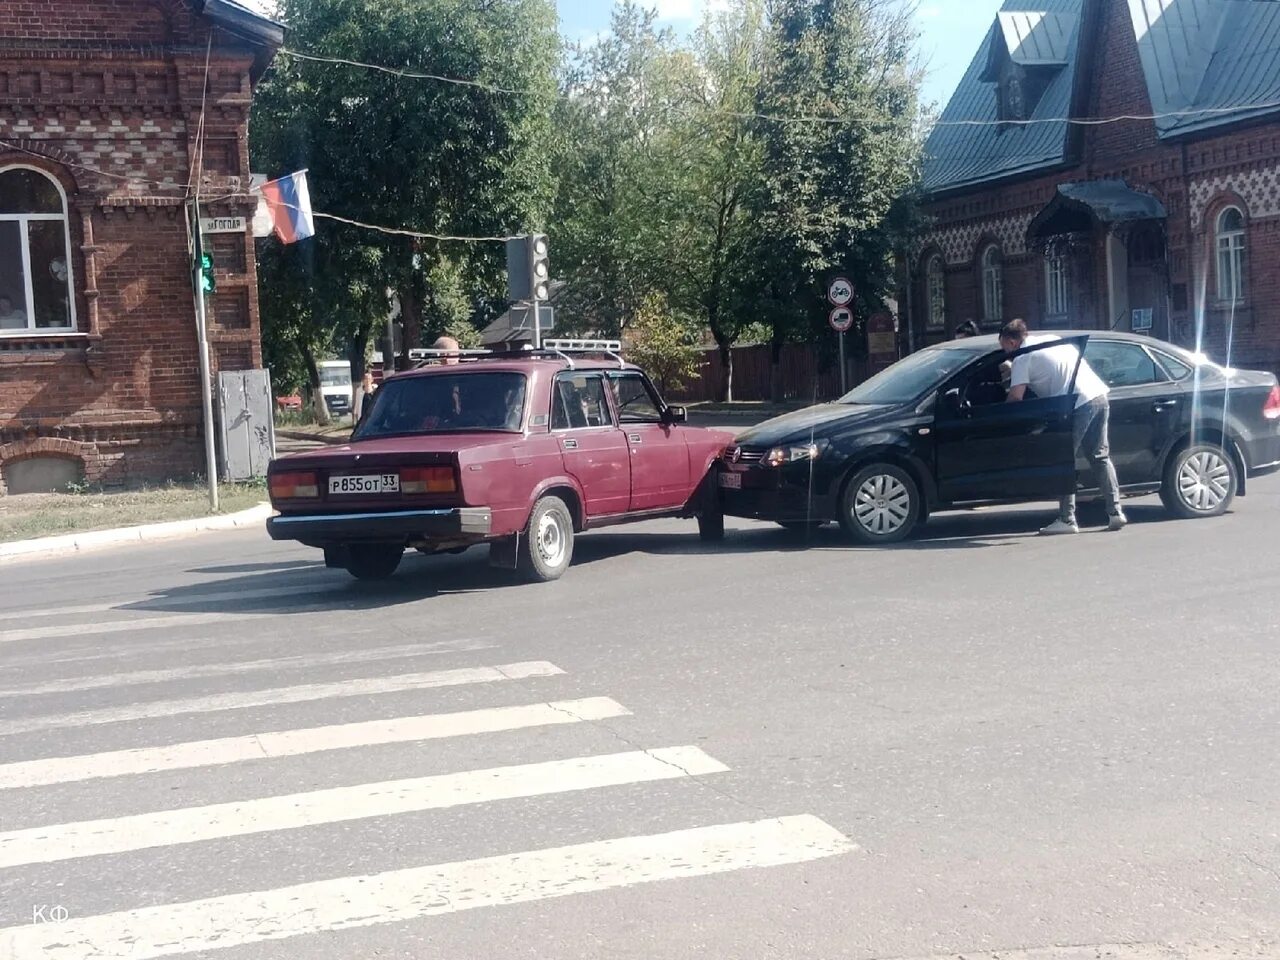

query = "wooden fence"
[665,343,870,404]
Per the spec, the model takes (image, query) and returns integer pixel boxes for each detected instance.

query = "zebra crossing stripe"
[0,747,728,868]
[0,815,854,960]
[0,583,333,624]
[0,661,564,736]
[0,697,629,790]
[0,639,494,698]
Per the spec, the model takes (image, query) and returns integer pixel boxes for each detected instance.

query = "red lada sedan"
[266,343,733,581]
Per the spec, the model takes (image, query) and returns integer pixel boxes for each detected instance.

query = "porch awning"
[1028,179,1167,239]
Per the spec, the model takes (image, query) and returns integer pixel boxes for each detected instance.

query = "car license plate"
[329,473,400,495]
[718,471,742,490]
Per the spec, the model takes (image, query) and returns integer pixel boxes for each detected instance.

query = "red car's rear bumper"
[267,507,492,546]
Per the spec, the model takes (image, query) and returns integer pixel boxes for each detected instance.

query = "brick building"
[906,0,1280,375]
[0,0,281,494]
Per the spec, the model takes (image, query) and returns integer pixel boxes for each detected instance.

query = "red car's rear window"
[354,372,527,438]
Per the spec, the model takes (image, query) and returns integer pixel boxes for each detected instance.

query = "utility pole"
[188,199,219,512]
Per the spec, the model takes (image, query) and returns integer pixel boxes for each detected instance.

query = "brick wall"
[0,0,269,490]
[909,0,1280,375]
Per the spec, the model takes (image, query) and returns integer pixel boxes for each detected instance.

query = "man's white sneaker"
[1108,510,1128,531]
[1039,519,1079,536]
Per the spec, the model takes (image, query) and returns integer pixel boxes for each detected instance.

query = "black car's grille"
[724,445,765,464]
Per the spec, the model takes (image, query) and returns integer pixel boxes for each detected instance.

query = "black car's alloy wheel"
[838,464,920,544]
[345,543,404,581]
[1161,443,1238,519]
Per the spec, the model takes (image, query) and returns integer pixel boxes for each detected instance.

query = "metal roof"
[999,11,1077,65]
[924,0,1280,197]
[923,0,1082,196]
[1027,179,1168,235]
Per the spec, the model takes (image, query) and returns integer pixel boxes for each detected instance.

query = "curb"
[0,502,274,563]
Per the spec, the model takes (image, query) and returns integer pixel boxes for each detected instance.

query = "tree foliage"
[252,0,558,386]
[551,0,923,399]
[625,293,701,396]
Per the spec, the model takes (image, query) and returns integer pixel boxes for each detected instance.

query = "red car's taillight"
[1265,385,1280,421]
[401,466,457,494]
[269,471,319,500]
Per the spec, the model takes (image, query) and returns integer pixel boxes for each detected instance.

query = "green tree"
[551,3,686,337]
[252,0,558,385]
[659,0,769,400]
[742,0,923,399]
[625,293,701,396]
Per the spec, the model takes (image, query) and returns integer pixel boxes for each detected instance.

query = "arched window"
[0,166,76,334]
[981,245,1003,323]
[1216,206,1246,303]
[926,254,945,329]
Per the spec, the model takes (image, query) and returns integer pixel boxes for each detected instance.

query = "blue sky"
[240,0,1001,110]
[556,0,1004,109]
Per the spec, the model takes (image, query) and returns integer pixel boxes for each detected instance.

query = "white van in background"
[317,360,353,417]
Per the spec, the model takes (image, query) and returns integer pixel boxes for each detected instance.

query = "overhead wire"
[6,42,1279,247]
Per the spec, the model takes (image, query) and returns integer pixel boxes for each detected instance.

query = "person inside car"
[1000,319,1126,535]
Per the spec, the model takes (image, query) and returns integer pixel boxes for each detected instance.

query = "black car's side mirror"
[663,405,688,425]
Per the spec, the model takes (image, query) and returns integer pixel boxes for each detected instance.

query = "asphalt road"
[1,478,1279,959]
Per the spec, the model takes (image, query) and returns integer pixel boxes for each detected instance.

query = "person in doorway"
[0,294,27,329]
[999,319,1125,534]
[954,319,980,339]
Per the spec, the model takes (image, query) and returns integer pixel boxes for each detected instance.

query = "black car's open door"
[933,335,1089,504]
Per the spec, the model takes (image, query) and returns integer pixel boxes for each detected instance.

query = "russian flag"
[259,171,315,244]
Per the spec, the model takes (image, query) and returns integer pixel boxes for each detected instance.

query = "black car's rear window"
[838,346,984,405]
[354,372,527,438]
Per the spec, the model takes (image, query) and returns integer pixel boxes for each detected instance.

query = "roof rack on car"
[409,348,492,368]
[540,339,625,370]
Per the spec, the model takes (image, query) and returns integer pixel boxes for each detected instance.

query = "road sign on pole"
[828,306,854,333]
[827,277,854,307]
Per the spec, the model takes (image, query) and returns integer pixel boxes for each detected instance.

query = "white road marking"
[0,612,267,645]
[0,815,854,960]
[0,697,629,790]
[0,661,563,736]
[886,945,1278,960]
[0,639,495,698]
[0,583,337,624]
[0,747,727,867]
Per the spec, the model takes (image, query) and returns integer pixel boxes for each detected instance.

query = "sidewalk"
[0,502,272,562]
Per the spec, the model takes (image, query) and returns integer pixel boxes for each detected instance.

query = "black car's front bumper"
[267,507,492,546]
[717,465,836,522]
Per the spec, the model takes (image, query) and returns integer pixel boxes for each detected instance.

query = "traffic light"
[506,233,550,302]
[199,252,216,295]
[529,233,549,302]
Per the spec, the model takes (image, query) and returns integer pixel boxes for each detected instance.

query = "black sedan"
[716,332,1280,543]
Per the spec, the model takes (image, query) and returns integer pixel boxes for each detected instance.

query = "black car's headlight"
[762,441,826,467]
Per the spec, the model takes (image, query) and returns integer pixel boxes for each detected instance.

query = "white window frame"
[925,255,945,329]
[1044,251,1069,318]
[0,164,77,336]
[981,244,1003,323]
[1215,206,1246,304]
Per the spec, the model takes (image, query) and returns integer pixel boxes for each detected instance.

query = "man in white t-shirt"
[1000,319,1125,534]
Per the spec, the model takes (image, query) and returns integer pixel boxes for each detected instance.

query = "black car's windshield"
[354,372,527,438]
[838,346,985,405]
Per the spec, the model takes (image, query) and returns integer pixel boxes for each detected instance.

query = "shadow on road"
[97,500,1182,618]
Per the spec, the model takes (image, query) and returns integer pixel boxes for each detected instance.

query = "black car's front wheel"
[838,464,920,545]
[1160,442,1238,519]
